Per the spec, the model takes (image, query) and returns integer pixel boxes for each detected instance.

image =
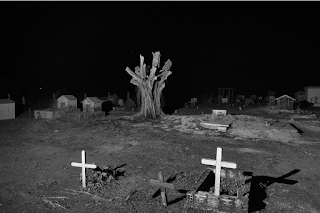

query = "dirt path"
[0,115,320,213]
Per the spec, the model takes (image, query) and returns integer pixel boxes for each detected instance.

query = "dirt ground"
[0,106,320,213]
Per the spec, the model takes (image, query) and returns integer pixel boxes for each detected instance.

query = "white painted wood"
[71,150,97,188]
[305,86,320,103]
[214,148,222,196]
[201,147,237,196]
[201,158,237,169]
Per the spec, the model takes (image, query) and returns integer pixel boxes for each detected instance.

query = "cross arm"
[201,158,237,169]
[149,180,175,189]
[71,162,97,169]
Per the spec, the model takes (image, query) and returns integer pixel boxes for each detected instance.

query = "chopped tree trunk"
[136,86,141,108]
[125,51,172,119]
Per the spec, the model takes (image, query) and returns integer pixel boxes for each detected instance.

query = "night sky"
[1,2,320,104]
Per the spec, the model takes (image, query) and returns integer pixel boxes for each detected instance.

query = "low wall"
[34,110,61,119]
[61,111,105,121]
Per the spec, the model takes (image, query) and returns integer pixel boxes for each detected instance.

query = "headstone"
[201,147,237,196]
[150,171,175,206]
[212,110,227,117]
[71,150,97,188]
[118,99,124,106]
[124,99,136,109]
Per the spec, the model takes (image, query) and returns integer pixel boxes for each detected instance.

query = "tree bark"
[125,52,172,119]
[136,86,141,108]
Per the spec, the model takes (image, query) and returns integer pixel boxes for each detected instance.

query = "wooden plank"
[149,180,175,189]
[158,172,167,206]
[201,158,237,169]
[150,171,175,206]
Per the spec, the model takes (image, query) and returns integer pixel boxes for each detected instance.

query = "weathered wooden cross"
[150,171,175,206]
[201,147,237,196]
[71,150,97,188]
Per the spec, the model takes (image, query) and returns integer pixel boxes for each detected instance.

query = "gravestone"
[71,150,97,188]
[212,110,227,117]
[118,99,124,106]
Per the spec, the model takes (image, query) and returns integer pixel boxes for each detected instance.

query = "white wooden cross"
[201,147,237,196]
[71,150,97,188]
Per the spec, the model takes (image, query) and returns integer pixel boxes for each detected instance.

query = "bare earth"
[0,106,320,213]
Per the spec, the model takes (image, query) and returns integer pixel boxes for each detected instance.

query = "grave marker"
[150,171,174,206]
[221,98,228,104]
[201,147,237,196]
[212,109,227,117]
[118,99,124,106]
[71,150,97,188]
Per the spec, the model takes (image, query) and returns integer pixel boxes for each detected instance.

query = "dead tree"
[125,51,172,118]
[135,86,141,108]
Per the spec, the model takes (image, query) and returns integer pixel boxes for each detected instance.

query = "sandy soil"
[0,107,320,213]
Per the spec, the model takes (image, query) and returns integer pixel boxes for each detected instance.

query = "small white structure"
[57,95,77,109]
[310,96,320,107]
[275,94,295,110]
[81,97,103,112]
[0,99,15,120]
[304,86,320,107]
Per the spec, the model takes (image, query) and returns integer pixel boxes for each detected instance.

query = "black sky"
[1,2,320,102]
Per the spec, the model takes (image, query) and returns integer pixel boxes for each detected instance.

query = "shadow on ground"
[245,169,300,212]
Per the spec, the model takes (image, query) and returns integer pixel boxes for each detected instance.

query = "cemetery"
[1,52,320,213]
